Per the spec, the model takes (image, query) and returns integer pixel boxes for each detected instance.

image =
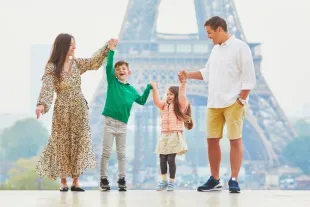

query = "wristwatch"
[238,97,246,105]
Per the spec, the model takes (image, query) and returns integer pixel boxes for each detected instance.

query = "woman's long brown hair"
[168,86,194,130]
[46,33,74,81]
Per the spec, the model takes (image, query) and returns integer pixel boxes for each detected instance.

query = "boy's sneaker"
[197,176,222,192]
[118,178,127,191]
[156,180,168,191]
[99,178,111,191]
[166,182,175,191]
[228,178,240,193]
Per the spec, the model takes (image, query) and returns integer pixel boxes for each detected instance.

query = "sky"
[0,0,309,118]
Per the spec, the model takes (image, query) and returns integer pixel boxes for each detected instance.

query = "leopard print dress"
[35,45,109,179]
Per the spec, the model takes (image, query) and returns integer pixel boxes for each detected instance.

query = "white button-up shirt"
[199,36,256,108]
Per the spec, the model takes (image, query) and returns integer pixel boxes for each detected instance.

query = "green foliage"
[0,157,58,190]
[0,118,48,162]
[283,136,310,174]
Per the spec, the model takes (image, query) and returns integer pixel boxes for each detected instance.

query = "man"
[179,16,256,193]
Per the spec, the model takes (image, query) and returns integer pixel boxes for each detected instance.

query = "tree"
[281,119,310,174]
[283,136,310,174]
[0,118,49,162]
[1,157,58,190]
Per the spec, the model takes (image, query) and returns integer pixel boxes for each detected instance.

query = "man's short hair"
[204,16,228,32]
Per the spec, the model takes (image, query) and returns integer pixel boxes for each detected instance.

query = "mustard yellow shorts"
[207,101,246,140]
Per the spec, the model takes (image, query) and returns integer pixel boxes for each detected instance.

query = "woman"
[35,33,115,192]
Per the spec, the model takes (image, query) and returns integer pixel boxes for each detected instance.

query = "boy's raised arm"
[105,39,118,82]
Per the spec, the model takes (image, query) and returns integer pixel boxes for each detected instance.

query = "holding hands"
[150,81,158,89]
[108,38,119,50]
[178,70,187,83]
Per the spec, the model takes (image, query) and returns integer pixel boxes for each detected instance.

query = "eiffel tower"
[89,0,296,188]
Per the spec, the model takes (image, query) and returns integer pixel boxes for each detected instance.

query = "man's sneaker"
[99,178,110,191]
[118,178,127,191]
[156,180,168,191]
[166,182,175,191]
[197,176,222,192]
[228,178,240,193]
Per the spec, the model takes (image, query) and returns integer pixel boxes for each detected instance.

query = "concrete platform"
[0,190,310,207]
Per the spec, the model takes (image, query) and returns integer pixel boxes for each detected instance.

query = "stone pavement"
[0,190,310,207]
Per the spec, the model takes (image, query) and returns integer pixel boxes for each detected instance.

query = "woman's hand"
[35,105,44,119]
[108,39,119,50]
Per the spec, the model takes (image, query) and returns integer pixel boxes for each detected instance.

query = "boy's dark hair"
[204,16,228,32]
[114,60,129,69]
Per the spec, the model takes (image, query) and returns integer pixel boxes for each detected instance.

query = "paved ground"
[0,190,310,207]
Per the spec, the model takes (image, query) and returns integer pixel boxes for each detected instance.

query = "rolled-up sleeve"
[238,44,256,90]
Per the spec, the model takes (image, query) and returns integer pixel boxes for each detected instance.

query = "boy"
[100,39,152,191]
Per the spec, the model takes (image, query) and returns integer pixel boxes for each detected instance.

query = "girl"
[150,77,193,191]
